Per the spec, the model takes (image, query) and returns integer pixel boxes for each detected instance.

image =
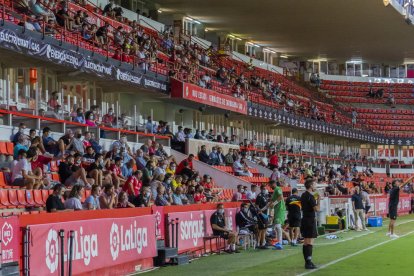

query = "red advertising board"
[398,196,412,214]
[168,208,240,252]
[151,205,165,240]
[0,216,20,263]
[29,215,157,276]
[171,79,248,114]
[373,196,388,217]
[167,211,205,252]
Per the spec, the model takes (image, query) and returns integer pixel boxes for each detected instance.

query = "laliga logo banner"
[29,215,157,275]
[0,216,19,263]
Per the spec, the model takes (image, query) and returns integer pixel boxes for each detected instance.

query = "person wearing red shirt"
[110,157,126,187]
[269,151,279,170]
[194,185,206,204]
[102,108,115,127]
[176,154,194,175]
[83,131,92,149]
[123,170,143,205]
[31,151,53,188]
[200,174,214,190]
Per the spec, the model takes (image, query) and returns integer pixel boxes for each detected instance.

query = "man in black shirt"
[210,203,239,253]
[388,176,414,238]
[286,188,301,246]
[351,185,367,231]
[46,184,67,213]
[300,179,320,269]
[235,203,256,234]
[255,184,270,248]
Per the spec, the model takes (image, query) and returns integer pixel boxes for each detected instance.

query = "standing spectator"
[268,151,279,170]
[352,185,368,231]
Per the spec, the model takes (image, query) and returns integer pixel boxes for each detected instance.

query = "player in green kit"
[270,180,286,249]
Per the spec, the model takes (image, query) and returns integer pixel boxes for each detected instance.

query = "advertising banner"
[0,216,20,263]
[167,211,205,252]
[0,27,168,92]
[398,196,412,214]
[373,196,388,217]
[29,215,157,276]
[171,79,247,114]
[151,205,165,240]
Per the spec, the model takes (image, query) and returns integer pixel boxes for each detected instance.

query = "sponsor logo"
[72,227,98,266]
[1,222,13,246]
[110,221,149,261]
[84,60,112,75]
[45,229,59,273]
[110,223,120,261]
[116,69,142,84]
[46,45,79,66]
[144,78,167,91]
[180,213,204,246]
[0,30,40,52]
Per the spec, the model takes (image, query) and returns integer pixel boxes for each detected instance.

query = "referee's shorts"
[301,217,318,239]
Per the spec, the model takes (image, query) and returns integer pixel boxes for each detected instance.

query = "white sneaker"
[386,232,391,236]
[356,229,361,232]
[363,228,369,231]
[390,234,399,239]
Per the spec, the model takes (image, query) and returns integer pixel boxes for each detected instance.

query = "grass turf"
[142,214,414,276]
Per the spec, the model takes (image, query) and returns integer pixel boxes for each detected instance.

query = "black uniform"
[300,191,317,238]
[286,194,302,227]
[210,211,229,239]
[255,192,270,229]
[389,186,400,220]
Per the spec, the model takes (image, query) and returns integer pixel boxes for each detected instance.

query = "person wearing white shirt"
[175,126,185,142]
[246,185,258,200]
[11,148,42,189]
[64,185,83,210]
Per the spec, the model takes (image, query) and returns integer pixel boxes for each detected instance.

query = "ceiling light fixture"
[280,54,288,58]
[157,9,162,13]
[264,48,276,54]
[185,17,193,21]
[193,20,202,24]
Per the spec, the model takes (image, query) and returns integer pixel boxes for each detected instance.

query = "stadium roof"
[156,0,414,64]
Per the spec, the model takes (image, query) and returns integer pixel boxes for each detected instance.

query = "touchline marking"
[298,228,414,276]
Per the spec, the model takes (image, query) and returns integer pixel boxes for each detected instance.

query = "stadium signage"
[170,79,248,114]
[168,208,238,252]
[0,216,19,264]
[29,215,157,275]
[247,102,412,144]
[0,27,168,93]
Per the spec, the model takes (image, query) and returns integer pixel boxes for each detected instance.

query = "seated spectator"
[13,135,29,159]
[70,130,85,154]
[154,160,168,179]
[155,185,172,206]
[136,186,151,207]
[56,4,73,31]
[200,174,214,190]
[232,185,244,201]
[83,146,96,163]
[12,122,27,145]
[117,191,135,208]
[179,160,196,179]
[99,184,117,209]
[42,127,59,156]
[246,185,258,200]
[46,184,68,213]
[121,159,136,178]
[135,149,147,170]
[58,129,74,156]
[210,203,239,253]
[208,147,220,165]
[172,186,189,205]
[142,160,156,185]
[165,162,176,176]
[194,185,206,204]
[110,157,127,187]
[64,185,83,210]
[11,148,42,189]
[236,203,257,234]
[123,170,143,206]
[84,184,101,210]
[73,108,85,124]
[198,145,210,163]
[102,108,115,127]
[233,157,253,177]
[58,154,94,187]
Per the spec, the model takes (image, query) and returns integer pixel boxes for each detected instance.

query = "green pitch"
[143,214,414,276]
